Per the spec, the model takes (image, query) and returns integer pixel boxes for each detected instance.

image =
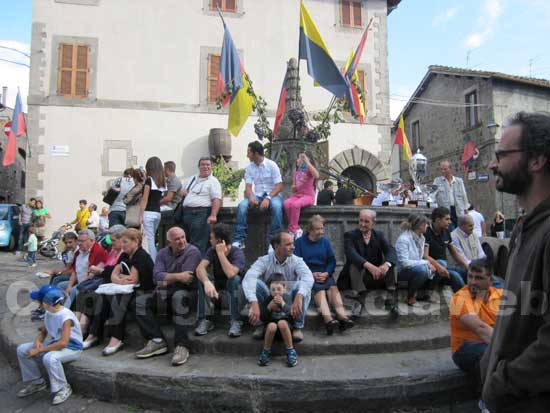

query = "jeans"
[398,264,433,299]
[434,259,465,292]
[143,211,161,261]
[182,207,211,254]
[26,251,36,265]
[197,274,241,322]
[283,194,314,233]
[56,281,79,310]
[135,289,192,347]
[233,195,283,244]
[18,223,30,251]
[108,211,126,227]
[452,340,487,377]
[254,279,311,329]
[50,273,71,286]
[17,342,81,393]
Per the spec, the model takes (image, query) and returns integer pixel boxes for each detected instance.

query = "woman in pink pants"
[284,153,320,238]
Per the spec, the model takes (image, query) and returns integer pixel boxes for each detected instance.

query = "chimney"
[1,86,6,107]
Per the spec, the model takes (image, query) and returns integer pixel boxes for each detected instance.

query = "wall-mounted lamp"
[487,121,500,132]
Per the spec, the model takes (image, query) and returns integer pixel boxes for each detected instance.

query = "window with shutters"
[411,120,421,151]
[465,90,479,128]
[340,0,362,28]
[57,43,90,98]
[207,53,221,104]
[210,0,236,12]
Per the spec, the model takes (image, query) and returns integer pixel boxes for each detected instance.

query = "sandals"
[324,319,339,336]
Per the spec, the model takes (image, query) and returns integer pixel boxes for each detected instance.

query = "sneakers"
[30,263,37,268]
[171,345,190,366]
[252,325,265,340]
[292,328,304,343]
[31,310,45,322]
[52,385,72,405]
[231,241,245,250]
[286,348,298,367]
[228,320,242,338]
[135,339,168,359]
[35,271,50,279]
[17,381,47,398]
[258,348,271,366]
[194,319,214,336]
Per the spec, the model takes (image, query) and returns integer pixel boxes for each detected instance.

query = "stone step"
[119,319,451,356]
[1,312,472,412]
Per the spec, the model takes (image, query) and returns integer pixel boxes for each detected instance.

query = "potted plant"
[211,158,245,202]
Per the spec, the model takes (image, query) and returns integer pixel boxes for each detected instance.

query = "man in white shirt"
[433,160,469,228]
[451,214,486,268]
[232,141,283,249]
[467,204,486,238]
[179,157,222,253]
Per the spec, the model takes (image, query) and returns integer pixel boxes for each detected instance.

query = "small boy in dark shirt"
[257,273,298,367]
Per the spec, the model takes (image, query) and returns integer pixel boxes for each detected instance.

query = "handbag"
[77,276,105,292]
[172,176,196,224]
[103,177,122,205]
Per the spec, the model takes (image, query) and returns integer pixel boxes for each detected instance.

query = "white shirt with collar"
[245,158,282,197]
[182,174,222,208]
[451,227,486,265]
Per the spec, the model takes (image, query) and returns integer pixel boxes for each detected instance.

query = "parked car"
[0,204,21,251]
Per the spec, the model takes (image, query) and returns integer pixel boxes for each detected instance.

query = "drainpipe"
[1,86,7,107]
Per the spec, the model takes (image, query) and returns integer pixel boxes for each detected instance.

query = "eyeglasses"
[494,148,526,162]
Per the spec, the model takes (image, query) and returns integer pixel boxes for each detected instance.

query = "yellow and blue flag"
[218,22,254,137]
[299,1,351,99]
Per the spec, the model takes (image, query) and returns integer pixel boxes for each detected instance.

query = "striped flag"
[3,90,26,167]
[394,114,412,161]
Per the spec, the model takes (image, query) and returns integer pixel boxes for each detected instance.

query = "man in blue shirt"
[232,141,283,249]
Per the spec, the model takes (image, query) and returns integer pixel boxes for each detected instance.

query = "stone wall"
[159,205,430,270]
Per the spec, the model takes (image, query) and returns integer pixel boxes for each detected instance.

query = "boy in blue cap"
[16,286,83,405]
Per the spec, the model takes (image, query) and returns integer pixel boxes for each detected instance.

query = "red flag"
[3,90,26,167]
[394,115,412,161]
[273,72,288,138]
[461,140,479,171]
[345,18,373,80]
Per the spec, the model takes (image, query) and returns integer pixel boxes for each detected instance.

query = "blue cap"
[30,284,56,302]
[43,288,65,306]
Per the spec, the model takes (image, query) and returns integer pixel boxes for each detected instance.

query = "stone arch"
[329,147,389,190]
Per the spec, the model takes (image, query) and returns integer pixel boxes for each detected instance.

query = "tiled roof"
[387,0,402,15]
[429,65,550,89]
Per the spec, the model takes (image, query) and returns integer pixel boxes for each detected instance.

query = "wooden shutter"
[57,43,90,98]
[211,0,236,12]
[58,44,74,95]
[352,0,362,27]
[341,0,351,26]
[208,54,221,104]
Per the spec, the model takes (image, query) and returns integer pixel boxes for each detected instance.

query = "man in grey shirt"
[243,231,314,343]
[108,168,134,227]
[160,161,182,211]
[18,197,36,252]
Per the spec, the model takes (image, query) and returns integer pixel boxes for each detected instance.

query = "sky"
[1,0,549,119]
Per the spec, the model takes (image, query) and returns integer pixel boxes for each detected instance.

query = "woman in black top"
[140,157,166,261]
[86,228,154,356]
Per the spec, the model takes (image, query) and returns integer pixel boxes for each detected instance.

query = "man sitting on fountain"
[337,209,398,318]
[232,141,283,250]
[243,231,313,343]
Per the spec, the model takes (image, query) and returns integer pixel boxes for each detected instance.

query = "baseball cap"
[43,288,65,306]
[30,284,56,302]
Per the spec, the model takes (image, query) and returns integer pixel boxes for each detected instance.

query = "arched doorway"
[341,166,375,192]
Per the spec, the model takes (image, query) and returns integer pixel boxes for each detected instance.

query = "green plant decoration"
[212,158,245,201]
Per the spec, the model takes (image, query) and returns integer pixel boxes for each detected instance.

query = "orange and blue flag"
[3,89,26,167]
[299,2,350,99]
[217,21,254,136]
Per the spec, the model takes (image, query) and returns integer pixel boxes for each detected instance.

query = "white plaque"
[51,145,70,156]
[418,201,428,207]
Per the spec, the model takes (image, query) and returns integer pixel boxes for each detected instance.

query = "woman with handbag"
[76,225,126,338]
[83,228,154,356]
[33,200,51,241]
[123,168,146,229]
[139,157,166,261]
[107,168,134,227]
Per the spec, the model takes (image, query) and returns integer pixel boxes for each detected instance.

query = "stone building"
[0,89,28,204]
[27,0,401,231]
[394,65,550,228]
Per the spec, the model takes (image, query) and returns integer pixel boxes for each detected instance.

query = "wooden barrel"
[208,128,232,158]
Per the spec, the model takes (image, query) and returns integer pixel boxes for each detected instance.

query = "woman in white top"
[395,213,436,306]
[140,157,166,261]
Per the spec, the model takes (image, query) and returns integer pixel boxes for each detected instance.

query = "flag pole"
[216,6,227,27]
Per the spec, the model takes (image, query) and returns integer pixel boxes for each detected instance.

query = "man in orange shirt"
[450,259,502,378]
